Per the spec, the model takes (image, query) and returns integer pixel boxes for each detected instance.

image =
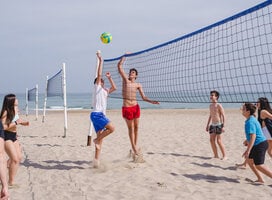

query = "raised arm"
[95,51,103,85]
[117,56,128,81]
[105,72,117,94]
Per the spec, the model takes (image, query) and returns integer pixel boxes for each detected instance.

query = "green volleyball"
[100,32,112,44]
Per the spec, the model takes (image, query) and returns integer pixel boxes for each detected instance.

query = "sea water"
[0,92,241,115]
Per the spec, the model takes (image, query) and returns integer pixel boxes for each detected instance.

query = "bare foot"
[8,183,20,189]
[221,157,228,161]
[134,154,145,163]
[253,180,264,185]
[128,149,134,158]
[93,159,100,168]
[236,163,246,169]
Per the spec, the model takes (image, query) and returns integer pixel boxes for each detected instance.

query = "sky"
[0,0,265,94]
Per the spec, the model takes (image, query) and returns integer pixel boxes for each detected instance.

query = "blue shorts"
[90,112,110,133]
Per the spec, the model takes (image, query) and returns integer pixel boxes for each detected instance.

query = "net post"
[35,84,39,120]
[42,76,48,123]
[25,88,28,116]
[62,63,68,138]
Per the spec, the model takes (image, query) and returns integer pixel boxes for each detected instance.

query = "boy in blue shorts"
[90,51,116,168]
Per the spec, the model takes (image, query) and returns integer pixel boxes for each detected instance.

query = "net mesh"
[28,87,37,102]
[47,69,63,98]
[103,1,272,103]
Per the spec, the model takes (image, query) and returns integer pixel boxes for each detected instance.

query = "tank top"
[12,114,19,122]
[92,84,108,114]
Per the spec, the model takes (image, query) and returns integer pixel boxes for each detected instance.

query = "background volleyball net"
[103,0,272,103]
[42,63,68,137]
[25,84,39,119]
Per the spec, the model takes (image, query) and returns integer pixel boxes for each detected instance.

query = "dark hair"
[244,102,256,115]
[257,97,272,112]
[210,90,220,99]
[93,78,97,84]
[93,77,104,85]
[257,97,272,124]
[129,68,138,76]
[0,93,16,126]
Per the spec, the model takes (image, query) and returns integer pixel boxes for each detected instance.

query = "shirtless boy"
[117,55,159,162]
[205,90,226,160]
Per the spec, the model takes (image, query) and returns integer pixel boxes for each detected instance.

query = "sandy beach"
[8,109,272,200]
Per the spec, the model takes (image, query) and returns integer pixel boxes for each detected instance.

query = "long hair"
[258,97,272,112]
[0,94,16,126]
[257,97,272,124]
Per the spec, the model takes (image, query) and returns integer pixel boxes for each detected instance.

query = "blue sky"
[0,0,264,94]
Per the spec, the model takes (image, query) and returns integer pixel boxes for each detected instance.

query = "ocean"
[0,93,241,115]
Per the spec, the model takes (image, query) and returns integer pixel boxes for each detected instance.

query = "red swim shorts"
[122,104,140,120]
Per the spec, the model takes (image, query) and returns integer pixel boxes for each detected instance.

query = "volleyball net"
[47,70,63,98]
[103,0,272,103]
[42,63,68,137]
[25,84,38,119]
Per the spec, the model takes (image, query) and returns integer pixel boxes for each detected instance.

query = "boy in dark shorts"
[206,90,226,160]
[241,103,272,183]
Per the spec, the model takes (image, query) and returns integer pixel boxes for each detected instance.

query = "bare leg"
[256,164,272,179]
[267,140,272,158]
[93,139,103,168]
[94,139,103,160]
[133,118,139,148]
[216,134,226,159]
[209,133,219,158]
[125,119,138,155]
[5,141,20,186]
[247,158,264,183]
[0,139,8,199]
[93,122,114,150]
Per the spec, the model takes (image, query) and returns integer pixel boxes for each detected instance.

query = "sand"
[8,109,272,200]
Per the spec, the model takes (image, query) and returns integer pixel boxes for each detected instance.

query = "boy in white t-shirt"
[90,51,116,168]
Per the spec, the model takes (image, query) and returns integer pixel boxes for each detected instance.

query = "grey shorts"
[209,124,223,134]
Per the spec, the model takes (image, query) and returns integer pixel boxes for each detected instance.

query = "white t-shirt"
[92,84,108,114]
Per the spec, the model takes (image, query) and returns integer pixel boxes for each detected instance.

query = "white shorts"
[262,126,272,140]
